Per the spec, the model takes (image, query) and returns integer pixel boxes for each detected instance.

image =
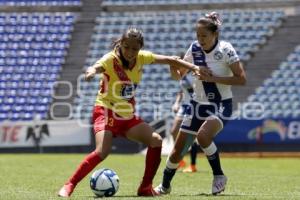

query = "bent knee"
[197,132,213,147]
[149,132,162,147]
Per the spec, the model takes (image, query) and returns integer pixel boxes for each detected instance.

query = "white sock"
[166,157,179,169]
[202,142,217,156]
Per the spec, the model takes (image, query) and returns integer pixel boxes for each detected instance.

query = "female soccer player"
[155,12,246,195]
[58,27,210,197]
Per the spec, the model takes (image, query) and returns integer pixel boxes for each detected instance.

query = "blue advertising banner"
[215,118,300,144]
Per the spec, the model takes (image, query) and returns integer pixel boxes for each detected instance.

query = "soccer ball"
[90,168,119,197]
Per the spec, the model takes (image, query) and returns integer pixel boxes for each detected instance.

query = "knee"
[197,132,212,148]
[150,132,162,148]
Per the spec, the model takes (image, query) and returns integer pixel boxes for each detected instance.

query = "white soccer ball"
[90,168,119,197]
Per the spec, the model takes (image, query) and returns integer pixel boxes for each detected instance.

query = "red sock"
[141,146,162,187]
[68,151,102,186]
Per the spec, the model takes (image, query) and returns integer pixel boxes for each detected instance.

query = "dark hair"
[112,27,144,49]
[112,28,144,69]
[197,12,222,33]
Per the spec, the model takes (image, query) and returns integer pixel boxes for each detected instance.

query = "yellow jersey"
[94,50,155,118]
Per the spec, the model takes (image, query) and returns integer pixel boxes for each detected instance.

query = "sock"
[190,143,198,165]
[68,151,102,186]
[202,142,223,175]
[140,146,161,187]
[161,159,178,189]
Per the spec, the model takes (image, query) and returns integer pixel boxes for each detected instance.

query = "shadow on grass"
[179,193,248,197]
[177,170,210,174]
[91,193,247,198]
[93,195,140,199]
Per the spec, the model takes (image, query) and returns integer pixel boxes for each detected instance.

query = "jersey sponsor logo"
[213,50,223,60]
[192,51,203,57]
[121,83,137,100]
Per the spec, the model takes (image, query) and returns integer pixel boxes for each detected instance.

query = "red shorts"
[92,106,143,137]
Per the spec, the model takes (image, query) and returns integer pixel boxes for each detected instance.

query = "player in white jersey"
[155,12,246,195]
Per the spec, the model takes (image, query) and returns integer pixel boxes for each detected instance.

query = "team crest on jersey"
[214,51,223,60]
[121,83,137,100]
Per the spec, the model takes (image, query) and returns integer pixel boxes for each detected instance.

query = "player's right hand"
[85,67,96,81]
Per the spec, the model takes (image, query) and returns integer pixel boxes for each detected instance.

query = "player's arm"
[169,61,190,80]
[153,54,211,77]
[200,61,246,85]
[85,63,105,81]
[169,66,188,80]
[172,91,183,113]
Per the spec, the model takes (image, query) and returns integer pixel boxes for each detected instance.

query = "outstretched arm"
[85,63,105,81]
[153,54,211,77]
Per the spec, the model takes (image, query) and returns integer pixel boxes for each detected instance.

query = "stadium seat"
[0,0,81,6]
[246,45,300,118]
[0,13,76,121]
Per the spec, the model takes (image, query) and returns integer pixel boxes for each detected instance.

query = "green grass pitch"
[0,154,299,200]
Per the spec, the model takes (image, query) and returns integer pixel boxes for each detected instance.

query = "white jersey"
[184,40,239,103]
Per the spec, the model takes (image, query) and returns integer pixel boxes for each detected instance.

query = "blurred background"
[0,0,300,155]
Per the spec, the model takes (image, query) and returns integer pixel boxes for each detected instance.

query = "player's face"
[120,38,142,62]
[196,25,218,51]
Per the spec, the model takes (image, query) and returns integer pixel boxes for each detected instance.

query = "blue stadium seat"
[247,45,300,118]
[0,0,81,6]
[0,13,76,121]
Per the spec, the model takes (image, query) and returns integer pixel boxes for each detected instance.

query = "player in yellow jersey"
[58,27,211,198]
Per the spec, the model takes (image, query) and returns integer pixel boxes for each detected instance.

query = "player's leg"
[125,122,162,196]
[190,142,198,168]
[155,102,201,195]
[170,117,182,141]
[58,106,113,198]
[170,116,186,169]
[155,131,197,194]
[58,131,113,197]
[196,117,226,195]
[183,141,198,173]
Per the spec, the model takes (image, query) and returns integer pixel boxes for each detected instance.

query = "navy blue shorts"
[180,99,232,135]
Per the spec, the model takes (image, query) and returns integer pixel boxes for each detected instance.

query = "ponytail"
[197,11,222,33]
